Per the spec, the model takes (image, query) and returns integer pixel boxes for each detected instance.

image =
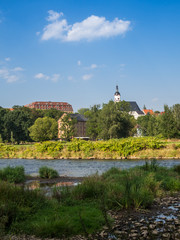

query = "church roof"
[114,85,120,96]
[127,101,144,115]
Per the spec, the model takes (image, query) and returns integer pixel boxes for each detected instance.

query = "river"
[0,158,180,177]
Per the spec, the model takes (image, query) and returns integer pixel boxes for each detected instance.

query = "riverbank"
[0,137,180,160]
[2,193,180,240]
[0,162,180,239]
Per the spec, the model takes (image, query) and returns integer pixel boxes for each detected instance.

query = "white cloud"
[41,11,131,42]
[46,10,63,22]
[5,57,11,62]
[82,74,93,81]
[51,73,60,82]
[34,72,60,82]
[90,64,97,69]
[34,73,49,80]
[0,68,19,83]
[12,67,24,72]
[77,60,81,66]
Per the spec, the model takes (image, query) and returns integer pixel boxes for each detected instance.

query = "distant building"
[114,85,121,102]
[25,101,73,113]
[58,113,88,139]
[143,109,154,115]
[114,86,144,119]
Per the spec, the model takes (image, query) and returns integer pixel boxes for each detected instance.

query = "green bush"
[0,166,25,183]
[72,175,106,200]
[173,164,180,174]
[39,166,59,179]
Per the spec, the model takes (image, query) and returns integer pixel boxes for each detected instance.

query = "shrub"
[39,166,59,179]
[0,166,25,183]
[173,164,180,175]
[72,175,106,200]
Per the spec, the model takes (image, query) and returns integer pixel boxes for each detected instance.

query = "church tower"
[114,85,121,102]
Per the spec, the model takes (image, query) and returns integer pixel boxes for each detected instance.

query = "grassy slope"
[0,138,180,159]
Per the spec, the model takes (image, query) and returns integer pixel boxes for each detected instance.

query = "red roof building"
[25,101,73,113]
[143,109,154,115]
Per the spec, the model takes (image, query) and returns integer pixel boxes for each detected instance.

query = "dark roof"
[114,85,120,96]
[70,113,88,122]
[127,101,144,115]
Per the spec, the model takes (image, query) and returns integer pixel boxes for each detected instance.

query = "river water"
[0,158,180,177]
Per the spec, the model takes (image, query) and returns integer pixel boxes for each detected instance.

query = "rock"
[149,224,155,229]
[162,233,170,238]
[152,230,158,235]
[141,230,148,237]
[129,233,138,238]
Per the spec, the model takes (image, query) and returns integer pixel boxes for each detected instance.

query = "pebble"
[2,193,180,240]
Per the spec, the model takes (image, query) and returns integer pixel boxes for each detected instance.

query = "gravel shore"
[2,193,180,240]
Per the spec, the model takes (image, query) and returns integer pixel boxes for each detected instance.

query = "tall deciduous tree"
[29,117,58,142]
[98,101,135,139]
[59,114,77,141]
[160,105,178,138]
[84,105,101,140]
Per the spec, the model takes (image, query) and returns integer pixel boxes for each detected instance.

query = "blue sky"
[0,0,180,112]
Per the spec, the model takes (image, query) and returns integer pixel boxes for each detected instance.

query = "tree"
[0,107,9,141]
[3,108,34,143]
[78,108,89,116]
[137,114,161,136]
[84,105,101,140]
[160,105,178,138]
[98,101,135,139]
[29,117,58,142]
[59,114,76,141]
[43,108,64,121]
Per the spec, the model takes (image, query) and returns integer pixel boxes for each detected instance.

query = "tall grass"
[0,166,25,183]
[0,162,180,238]
[39,166,59,179]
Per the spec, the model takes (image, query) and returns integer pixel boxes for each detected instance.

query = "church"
[114,85,144,119]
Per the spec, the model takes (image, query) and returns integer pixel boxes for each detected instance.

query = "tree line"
[0,106,63,143]
[79,102,180,140]
[0,102,179,143]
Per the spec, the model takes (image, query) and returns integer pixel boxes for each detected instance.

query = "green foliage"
[39,166,59,179]
[77,108,89,116]
[138,104,180,139]
[98,101,135,139]
[0,182,104,238]
[0,166,25,183]
[0,137,165,159]
[85,104,101,140]
[173,164,180,174]
[72,175,106,200]
[0,163,179,238]
[36,141,64,153]
[29,117,58,142]
[0,134,3,143]
[59,114,76,141]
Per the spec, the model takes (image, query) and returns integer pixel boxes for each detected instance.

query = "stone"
[162,233,170,238]
[152,230,158,235]
[149,224,155,229]
[141,230,148,237]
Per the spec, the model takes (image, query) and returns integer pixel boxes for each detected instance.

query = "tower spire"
[114,85,121,102]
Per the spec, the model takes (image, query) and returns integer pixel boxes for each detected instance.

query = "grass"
[39,166,59,179]
[0,137,177,159]
[0,166,25,183]
[0,161,180,238]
